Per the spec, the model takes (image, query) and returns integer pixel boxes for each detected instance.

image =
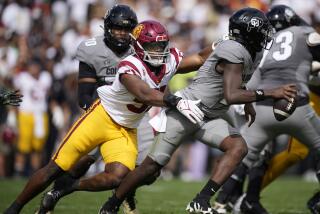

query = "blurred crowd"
[0,0,320,180]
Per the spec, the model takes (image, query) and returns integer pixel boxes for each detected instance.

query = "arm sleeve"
[78,61,97,79]
[78,82,96,110]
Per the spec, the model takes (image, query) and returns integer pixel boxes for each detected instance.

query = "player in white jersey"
[13,59,52,175]
[38,5,140,214]
[4,20,208,214]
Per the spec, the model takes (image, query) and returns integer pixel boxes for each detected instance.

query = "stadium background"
[0,0,320,213]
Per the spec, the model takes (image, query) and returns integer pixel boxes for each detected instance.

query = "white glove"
[176,99,204,124]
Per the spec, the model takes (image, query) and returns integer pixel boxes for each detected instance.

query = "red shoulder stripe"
[118,60,141,77]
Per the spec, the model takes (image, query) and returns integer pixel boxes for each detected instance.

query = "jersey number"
[85,38,97,46]
[272,31,293,61]
[127,86,166,113]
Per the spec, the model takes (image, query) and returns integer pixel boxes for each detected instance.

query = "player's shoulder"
[283,25,314,37]
[214,39,248,63]
[118,55,144,76]
[76,36,106,60]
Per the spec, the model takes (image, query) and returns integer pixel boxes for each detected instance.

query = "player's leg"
[187,119,247,214]
[31,112,49,172]
[99,109,196,213]
[122,114,156,214]
[261,138,308,188]
[40,102,139,212]
[15,111,33,176]
[214,105,274,213]
[288,104,320,214]
[36,101,107,211]
[4,160,64,214]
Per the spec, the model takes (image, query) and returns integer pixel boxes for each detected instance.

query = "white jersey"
[98,48,183,128]
[13,71,52,113]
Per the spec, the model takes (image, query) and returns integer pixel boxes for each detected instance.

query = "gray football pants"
[242,104,320,168]
[148,109,239,166]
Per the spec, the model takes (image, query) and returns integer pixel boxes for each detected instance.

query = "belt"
[256,96,309,107]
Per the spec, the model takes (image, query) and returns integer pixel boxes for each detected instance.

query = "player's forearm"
[135,90,166,107]
[78,82,96,110]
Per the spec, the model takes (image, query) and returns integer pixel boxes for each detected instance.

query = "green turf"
[0,176,316,213]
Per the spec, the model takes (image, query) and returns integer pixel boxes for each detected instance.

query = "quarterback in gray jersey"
[100,8,296,214]
[214,5,320,214]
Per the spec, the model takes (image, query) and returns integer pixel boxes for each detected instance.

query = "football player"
[99,8,296,214]
[4,20,209,214]
[38,4,140,214]
[213,5,320,214]
[0,88,22,106]
[36,4,213,214]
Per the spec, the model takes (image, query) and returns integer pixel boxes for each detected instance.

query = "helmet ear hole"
[103,4,138,52]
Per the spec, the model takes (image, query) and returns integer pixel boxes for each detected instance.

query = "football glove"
[176,99,204,124]
[0,89,23,106]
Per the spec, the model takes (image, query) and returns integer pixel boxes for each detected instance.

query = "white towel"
[149,108,167,133]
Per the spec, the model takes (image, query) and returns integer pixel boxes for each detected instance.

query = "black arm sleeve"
[78,82,96,110]
[309,45,320,62]
[78,61,97,79]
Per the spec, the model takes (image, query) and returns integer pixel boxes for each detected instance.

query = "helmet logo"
[248,17,263,31]
[132,24,144,39]
[156,35,168,42]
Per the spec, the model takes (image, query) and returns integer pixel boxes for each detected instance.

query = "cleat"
[186,195,218,214]
[308,191,320,214]
[122,195,139,214]
[40,176,77,212]
[99,201,119,214]
[212,202,227,214]
[233,193,246,214]
[34,208,52,214]
[240,197,269,214]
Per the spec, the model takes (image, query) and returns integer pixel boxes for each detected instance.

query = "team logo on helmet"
[132,24,144,39]
[247,17,263,31]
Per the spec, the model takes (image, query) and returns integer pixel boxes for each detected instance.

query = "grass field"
[0,176,316,214]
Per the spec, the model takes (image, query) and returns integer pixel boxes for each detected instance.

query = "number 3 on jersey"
[127,86,166,113]
[272,31,293,61]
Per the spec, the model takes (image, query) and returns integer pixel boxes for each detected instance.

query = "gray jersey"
[252,26,314,98]
[76,36,133,85]
[180,39,258,118]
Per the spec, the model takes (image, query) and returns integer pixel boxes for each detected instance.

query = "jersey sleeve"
[214,40,244,64]
[117,60,142,78]
[76,41,94,69]
[169,48,184,69]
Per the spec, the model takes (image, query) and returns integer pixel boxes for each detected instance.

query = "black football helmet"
[104,4,138,52]
[229,7,273,52]
[266,5,308,32]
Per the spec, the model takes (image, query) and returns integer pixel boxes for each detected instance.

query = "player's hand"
[176,99,204,124]
[269,84,297,101]
[244,103,256,127]
[0,90,23,106]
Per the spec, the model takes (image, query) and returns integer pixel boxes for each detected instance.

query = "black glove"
[0,89,23,106]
